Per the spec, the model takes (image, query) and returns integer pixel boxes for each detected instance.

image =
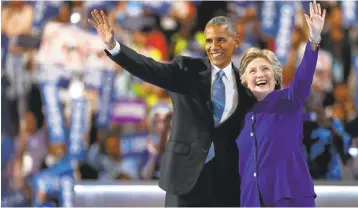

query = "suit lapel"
[198,58,213,121]
[197,59,256,128]
[233,65,256,101]
[216,64,256,128]
[215,64,241,128]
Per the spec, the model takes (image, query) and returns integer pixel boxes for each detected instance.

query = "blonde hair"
[239,48,282,90]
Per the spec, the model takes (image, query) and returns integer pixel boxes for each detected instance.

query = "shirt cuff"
[106,40,121,55]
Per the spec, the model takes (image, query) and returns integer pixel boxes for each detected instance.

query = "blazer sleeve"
[104,42,184,92]
[284,41,319,105]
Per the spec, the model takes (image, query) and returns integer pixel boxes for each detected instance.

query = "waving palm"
[304,0,326,42]
[88,9,115,49]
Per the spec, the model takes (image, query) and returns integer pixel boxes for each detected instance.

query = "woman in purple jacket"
[235,0,326,207]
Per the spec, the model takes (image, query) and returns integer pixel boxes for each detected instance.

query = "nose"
[211,41,220,50]
[257,71,264,78]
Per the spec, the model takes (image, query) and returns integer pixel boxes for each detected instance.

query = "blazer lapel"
[215,64,241,128]
[197,60,256,127]
[198,58,213,120]
[216,64,256,128]
[233,65,256,101]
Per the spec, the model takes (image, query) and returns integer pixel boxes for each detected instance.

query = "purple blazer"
[235,41,318,206]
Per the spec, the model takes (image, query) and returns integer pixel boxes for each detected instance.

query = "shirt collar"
[211,63,234,81]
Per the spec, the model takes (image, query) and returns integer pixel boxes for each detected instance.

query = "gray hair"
[239,48,282,90]
[205,16,237,36]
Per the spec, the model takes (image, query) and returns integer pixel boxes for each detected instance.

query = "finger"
[313,0,318,15]
[100,10,110,26]
[315,1,319,15]
[304,14,311,26]
[88,19,98,28]
[94,9,104,24]
[317,3,321,16]
[309,2,314,17]
[91,11,100,25]
[322,9,326,20]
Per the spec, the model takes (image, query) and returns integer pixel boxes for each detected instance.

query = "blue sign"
[39,159,78,177]
[120,132,149,155]
[260,1,279,38]
[326,152,342,180]
[275,2,295,64]
[310,127,331,160]
[142,2,171,15]
[31,1,63,31]
[85,1,116,12]
[68,98,88,161]
[39,82,66,144]
[332,118,351,154]
[59,176,74,207]
[96,70,116,129]
[120,132,151,179]
[31,160,76,207]
[341,1,357,27]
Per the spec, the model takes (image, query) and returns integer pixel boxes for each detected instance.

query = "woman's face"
[245,57,275,101]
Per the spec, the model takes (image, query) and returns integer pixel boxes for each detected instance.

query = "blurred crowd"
[1,1,358,207]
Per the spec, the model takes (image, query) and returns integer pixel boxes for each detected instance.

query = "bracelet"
[309,36,321,48]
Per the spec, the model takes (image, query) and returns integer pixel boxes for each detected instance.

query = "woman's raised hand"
[304,0,326,43]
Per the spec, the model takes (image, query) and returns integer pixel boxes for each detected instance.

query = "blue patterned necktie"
[206,70,226,163]
[212,70,226,126]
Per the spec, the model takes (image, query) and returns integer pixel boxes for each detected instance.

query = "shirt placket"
[250,112,263,204]
[250,113,258,178]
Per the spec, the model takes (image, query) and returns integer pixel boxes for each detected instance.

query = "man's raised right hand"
[88,9,116,50]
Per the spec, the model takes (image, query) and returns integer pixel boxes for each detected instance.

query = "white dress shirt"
[107,40,121,55]
[211,64,239,124]
[107,40,239,124]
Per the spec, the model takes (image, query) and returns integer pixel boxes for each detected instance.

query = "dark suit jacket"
[105,42,255,198]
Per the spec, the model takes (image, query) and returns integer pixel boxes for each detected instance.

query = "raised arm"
[88,10,183,91]
[286,0,325,104]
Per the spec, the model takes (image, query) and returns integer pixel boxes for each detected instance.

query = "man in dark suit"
[88,10,256,207]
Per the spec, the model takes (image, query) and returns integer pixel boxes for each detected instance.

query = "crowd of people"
[1,1,357,206]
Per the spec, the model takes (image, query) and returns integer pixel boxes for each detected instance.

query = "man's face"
[330,7,343,27]
[25,111,37,134]
[105,136,121,159]
[204,25,239,69]
[152,113,172,136]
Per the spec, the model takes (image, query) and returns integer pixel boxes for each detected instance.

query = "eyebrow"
[206,37,226,41]
[249,65,269,70]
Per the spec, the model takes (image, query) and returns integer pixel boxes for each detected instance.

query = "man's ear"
[235,34,242,48]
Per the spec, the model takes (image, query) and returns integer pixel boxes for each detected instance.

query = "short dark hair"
[205,16,237,36]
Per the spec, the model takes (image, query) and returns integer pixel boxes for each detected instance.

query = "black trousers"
[165,159,240,207]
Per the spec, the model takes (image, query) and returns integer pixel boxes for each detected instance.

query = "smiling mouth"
[256,80,267,87]
[211,53,223,58]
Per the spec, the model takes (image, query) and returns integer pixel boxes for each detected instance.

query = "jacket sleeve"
[283,41,319,105]
[104,42,185,92]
